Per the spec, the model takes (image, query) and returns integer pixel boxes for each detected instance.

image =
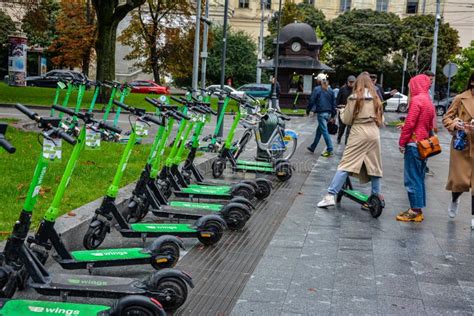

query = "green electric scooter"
[0,105,193,312]
[123,97,253,231]
[210,92,293,181]
[83,100,227,251]
[336,177,384,218]
[158,96,257,201]
[0,127,168,316]
[27,104,183,272]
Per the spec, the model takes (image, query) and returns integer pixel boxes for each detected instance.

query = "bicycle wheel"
[268,130,297,160]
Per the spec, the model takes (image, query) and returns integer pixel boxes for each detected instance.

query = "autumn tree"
[49,0,96,75]
[118,0,192,84]
[21,0,60,48]
[92,0,146,82]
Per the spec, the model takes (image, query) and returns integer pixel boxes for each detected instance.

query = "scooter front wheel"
[212,158,225,178]
[83,221,109,250]
[151,242,180,270]
[153,277,188,311]
[198,221,224,246]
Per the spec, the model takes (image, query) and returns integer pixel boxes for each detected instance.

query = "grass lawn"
[0,82,238,113]
[0,120,160,238]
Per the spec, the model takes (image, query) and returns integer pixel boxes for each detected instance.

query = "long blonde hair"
[352,73,383,126]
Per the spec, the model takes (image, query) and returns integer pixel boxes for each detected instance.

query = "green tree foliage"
[399,14,460,87]
[324,9,403,86]
[0,11,16,76]
[452,41,474,92]
[265,2,326,58]
[206,27,257,88]
[21,0,60,48]
[118,0,192,84]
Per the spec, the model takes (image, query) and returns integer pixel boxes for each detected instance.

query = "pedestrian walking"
[317,73,384,208]
[397,74,435,222]
[336,75,356,144]
[306,73,336,157]
[442,73,474,225]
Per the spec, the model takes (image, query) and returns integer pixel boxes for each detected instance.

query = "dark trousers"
[337,113,351,144]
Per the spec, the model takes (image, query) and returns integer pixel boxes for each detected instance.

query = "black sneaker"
[307,146,315,154]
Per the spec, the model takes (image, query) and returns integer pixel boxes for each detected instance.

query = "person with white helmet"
[307,73,337,157]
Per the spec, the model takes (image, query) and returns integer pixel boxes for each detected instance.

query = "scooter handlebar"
[56,129,77,145]
[145,97,179,110]
[170,96,185,105]
[51,104,77,117]
[0,137,16,153]
[113,100,131,112]
[99,121,122,134]
[143,114,163,126]
[15,103,38,121]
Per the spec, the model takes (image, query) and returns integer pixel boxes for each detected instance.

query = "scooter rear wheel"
[153,277,188,311]
[226,209,247,231]
[368,195,384,218]
[198,221,224,246]
[151,242,180,270]
[255,179,272,200]
[275,162,292,182]
[120,305,158,316]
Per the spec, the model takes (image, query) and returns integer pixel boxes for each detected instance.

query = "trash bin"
[256,112,280,161]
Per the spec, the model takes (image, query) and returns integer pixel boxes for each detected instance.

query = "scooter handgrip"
[228,94,242,102]
[99,121,122,134]
[57,130,77,145]
[209,108,218,115]
[113,100,131,111]
[0,137,16,153]
[177,111,191,120]
[51,104,76,117]
[145,96,159,106]
[15,103,38,120]
[168,111,183,120]
[144,115,163,126]
[171,96,185,105]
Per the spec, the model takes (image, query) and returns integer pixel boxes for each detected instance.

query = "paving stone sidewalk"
[232,117,474,315]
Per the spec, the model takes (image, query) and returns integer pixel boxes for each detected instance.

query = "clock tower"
[258,22,333,108]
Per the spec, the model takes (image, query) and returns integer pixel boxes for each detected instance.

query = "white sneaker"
[471,218,474,230]
[317,194,335,208]
[448,199,460,218]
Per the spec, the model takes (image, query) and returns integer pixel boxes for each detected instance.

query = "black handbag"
[328,120,338,135]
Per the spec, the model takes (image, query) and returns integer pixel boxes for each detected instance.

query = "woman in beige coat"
[442,73,474,224]
[318,73,383,208]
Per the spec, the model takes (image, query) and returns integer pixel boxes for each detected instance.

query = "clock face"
[291,42,301,52]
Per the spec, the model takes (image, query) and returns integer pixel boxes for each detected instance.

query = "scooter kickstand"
[141,233,147,246]
[86,263,94,275]
[60,291,69,302]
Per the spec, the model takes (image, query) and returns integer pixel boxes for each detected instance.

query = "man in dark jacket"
[336,75,355,144]
[307,74,336,157]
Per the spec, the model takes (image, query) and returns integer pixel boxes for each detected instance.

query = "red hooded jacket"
[399,74,435,147]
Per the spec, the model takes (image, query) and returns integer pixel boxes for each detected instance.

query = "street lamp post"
[271,0,283,109]
[429,0,441,100]
[192,0,202,95]
[256,0,265,84]
[201,0,210,90]
[217,0,230,137]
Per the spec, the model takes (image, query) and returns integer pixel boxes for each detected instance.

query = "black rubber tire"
[151,242,180,270]
[153,277,188,311]
[212,159,225,178]
[83,223,107,250]
[124,198,149,223]
[397,103,408,113]
[368,195,384,218]
[233,187,255,200]
[275,162,292,182]
[198,221,224,246]
[225,209,247,231]
[121,305,156,316]
[255,180,271,200]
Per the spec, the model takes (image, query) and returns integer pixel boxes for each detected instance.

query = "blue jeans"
[309,112,333,152]
[328,170,381,196]
[404,145,426,209]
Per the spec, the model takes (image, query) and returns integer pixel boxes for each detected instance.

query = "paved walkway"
[233,115,474,315]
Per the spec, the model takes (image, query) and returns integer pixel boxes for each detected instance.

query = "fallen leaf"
[308,288,317,292]
[67,211,76,217]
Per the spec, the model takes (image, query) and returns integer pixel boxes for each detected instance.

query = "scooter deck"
[236,159,273,167]
[169,201,223,211]
[70,248,150,262]
[174,189,231,198]
[344,189,369,203]
[0,299,108,315]
[180,186,231,194]
[130,223,197,233]
[235,165,274,173]
[187,184,232,192]
[31,273,147,298]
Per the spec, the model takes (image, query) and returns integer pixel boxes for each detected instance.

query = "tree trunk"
[95,21,118,82]
[150,45,160,84]
[82,48,91,76]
